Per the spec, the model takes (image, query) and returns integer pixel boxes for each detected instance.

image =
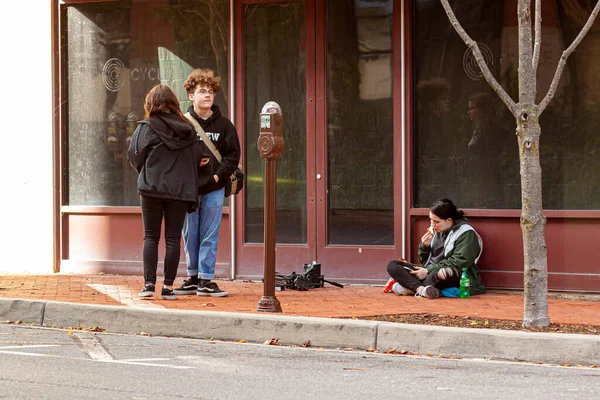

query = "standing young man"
[174,68,241,297]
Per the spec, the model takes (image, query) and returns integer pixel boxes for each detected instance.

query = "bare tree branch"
[538,0,600,113]
[439,0,517,114]
[532,0,542,97]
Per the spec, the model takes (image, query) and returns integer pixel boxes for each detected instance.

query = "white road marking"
[86,284,165,308]
[97,359,193,369]
[0,345,60,349]
[0,350,51,357]
[72,333,114,361]
[0,349,193,369]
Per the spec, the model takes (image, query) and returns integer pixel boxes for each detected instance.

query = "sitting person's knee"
[386,260,399,275]
[437,267,455,280]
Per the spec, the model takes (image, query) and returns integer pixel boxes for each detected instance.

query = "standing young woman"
[127,84,207,299]
[385,198,486,298]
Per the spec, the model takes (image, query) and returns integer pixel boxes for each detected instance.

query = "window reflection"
[63,0,230,206]
[414,0,600,210]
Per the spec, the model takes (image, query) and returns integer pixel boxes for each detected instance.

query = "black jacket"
[188,105,241,195]
[127,112,205,210]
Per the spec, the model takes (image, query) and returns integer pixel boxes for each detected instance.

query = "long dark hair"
[430,198,466,221]
[144,84,189,123]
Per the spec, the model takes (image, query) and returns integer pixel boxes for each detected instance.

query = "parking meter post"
[256,101,284,313]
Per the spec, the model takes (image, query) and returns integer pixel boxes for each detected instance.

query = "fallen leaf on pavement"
[87,326,105,332]
[301,340,310,347]
[263,338,280,345]
[238,339,246,343]
[366,348,377,352]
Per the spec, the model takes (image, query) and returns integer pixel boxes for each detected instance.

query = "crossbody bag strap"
[184,112,222,163]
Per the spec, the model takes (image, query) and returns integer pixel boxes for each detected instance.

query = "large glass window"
[62,0,230,206]
[414,0,600,210]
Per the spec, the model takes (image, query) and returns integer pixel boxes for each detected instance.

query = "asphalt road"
[0,323,598,399]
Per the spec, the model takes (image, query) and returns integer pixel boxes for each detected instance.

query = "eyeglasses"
[195,89,215,96]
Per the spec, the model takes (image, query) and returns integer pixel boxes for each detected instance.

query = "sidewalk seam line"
[373,323,380,349]
[40,301,47,326]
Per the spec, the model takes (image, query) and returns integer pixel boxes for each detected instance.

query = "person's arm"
[425,230,480,274]
[127,123,158,173]
[418,243,431,264]
[213,120,241,182]
[417,229,434,264]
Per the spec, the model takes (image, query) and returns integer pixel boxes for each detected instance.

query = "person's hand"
[421,230,433,247]
[410,266,428,280]
[199,157,210,167]
[213,174,219,183]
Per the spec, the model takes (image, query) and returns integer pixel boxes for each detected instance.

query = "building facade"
[10,0,597,291]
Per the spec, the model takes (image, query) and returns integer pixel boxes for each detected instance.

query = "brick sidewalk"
[0,274,599,326]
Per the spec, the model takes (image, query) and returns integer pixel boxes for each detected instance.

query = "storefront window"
[414,0,600,210]
[62,0,230,206]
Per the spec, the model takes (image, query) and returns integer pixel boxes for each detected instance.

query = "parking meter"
[256,101,284,313]
[107,112,122,155]
[258,101,284,160]
[125,112,139,148]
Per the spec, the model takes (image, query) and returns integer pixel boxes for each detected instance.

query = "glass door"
[314,0,395,281]
[238,0,316,278]
[237,0,397,282]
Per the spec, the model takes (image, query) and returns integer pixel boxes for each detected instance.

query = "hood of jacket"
[147,112,197,150]
[187,104,222,129]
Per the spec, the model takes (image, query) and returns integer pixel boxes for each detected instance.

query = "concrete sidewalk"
[0,273,599,366]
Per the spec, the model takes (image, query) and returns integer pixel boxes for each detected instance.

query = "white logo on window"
[102,58,126,92]
[463,43,494,81]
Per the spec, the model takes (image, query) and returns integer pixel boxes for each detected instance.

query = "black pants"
[386,260,460,293]
[141,195,188,286]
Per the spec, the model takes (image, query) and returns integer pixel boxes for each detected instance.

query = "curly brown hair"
[144,84,188,122]
[184,68,221,95]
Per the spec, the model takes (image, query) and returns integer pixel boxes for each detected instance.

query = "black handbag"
[185,112,244,197]
[225,167,245,197]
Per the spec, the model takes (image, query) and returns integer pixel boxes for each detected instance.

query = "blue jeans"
[182,187,225,280]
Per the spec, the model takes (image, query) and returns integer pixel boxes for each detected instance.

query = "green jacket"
[418,223,486,295]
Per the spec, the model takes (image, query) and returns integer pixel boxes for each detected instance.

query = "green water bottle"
[459,268,471,299]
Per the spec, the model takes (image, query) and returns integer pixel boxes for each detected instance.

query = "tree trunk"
[516,112,549,326]
[439,0,600,328]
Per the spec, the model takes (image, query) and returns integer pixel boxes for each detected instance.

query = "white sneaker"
[391,283,407,295]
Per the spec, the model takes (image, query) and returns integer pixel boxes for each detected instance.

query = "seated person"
[384,198,486,298]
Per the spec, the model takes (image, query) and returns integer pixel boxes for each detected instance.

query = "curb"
[1,298,598,366]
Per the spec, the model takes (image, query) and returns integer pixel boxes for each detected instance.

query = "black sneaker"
[197,281,229,297]
[138,283,155,298]
[161,287,176,300]
[173,277,200,295]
